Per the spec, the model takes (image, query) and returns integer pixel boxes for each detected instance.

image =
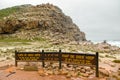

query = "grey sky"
[0,0,120,41]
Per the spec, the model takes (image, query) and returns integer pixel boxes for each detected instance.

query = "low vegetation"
[113,60,120,63]
[32,37,46,42]
[105,54,116,59]
[0,37,31,42]
[0,36,47,42]
[0,6,20,19]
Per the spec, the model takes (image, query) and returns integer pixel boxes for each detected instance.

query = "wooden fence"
[15,50,99,77]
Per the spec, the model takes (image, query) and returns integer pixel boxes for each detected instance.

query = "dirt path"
[0,70,69,80]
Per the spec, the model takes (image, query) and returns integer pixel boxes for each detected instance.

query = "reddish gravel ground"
[0,68,107,80]
[0,70,69,80]
[0,66,102,80]
[0,64,118,80]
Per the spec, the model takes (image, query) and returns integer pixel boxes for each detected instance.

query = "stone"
[106,77,116,80]
[60,69,68,75]
[109,63,116,67]
[53,70,60,75]
[118,68,120,75]
[70,71,77,77]
[62,64,67,68]
[84,66,91,71]
[66,73,72,78]
[67,67,73,71]
[86,71,94,75]
[5,66,16,73]
[76,67,81,71]
[20,67,24,70]
[80,69,86,73]
[99,68,109,77]
[46,70,53,75]
[81,73,89,77]
[44,73,49,76]
[38,68,45,76]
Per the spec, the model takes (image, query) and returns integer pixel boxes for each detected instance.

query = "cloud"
[0,0,120,40]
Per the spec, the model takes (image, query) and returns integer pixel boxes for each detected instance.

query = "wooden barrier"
[15,50,99,77]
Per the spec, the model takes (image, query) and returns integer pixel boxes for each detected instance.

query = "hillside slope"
[0,3,86,42]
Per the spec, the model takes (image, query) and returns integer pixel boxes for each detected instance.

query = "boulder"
[81,73,89,77]
[84,66,91,72]
[99,68,109,77]
[60,69,68,75]
[38,68,45,76]
[80,69,86,73]
[46,70,53,75]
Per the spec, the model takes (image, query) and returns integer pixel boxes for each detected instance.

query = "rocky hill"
[0,3,86,42]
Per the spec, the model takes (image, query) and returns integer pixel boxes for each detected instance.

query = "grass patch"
[32,37,46,41]
[105,54,116,59]
[0,37,31,42]
[0,36,47,43]
[113,60,120,63]
[0,6,20,19]
[24,65,38,71]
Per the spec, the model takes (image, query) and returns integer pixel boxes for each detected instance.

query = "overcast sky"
[0,0,120,41]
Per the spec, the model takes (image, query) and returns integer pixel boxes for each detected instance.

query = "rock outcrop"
[0,3,86,42]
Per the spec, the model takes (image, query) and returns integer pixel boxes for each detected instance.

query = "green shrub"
[113,60,120,63]
[24,65,38,71]
[32,37,46,41]
[0,6,20,19]
[105,55,116,59]
[0,37,31,42]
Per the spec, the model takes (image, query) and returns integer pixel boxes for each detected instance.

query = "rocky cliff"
[0,3,86,42]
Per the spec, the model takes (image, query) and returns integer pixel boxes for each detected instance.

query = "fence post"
[59,50,62,69]
[42,50,45,67]
[15,50,17,67]
[96,52,99,77]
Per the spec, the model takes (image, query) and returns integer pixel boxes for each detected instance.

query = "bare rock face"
[0,3,86,42]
